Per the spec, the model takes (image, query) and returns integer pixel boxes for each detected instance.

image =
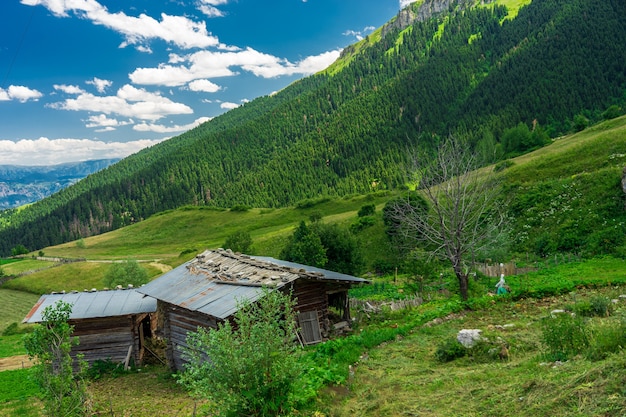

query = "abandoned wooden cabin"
[23,288,157,367]
[137,248,369,371]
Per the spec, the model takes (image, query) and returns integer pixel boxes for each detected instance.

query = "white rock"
[457,329,482,348]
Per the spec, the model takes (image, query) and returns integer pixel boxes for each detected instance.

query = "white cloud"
[198,5,224,17]
[220,102,239,110]
[84,114,133,129]
[188,79,221,93]
[0,85,43,102]
[21,0,220,50]
[399,0,415,9]
[133,116,211,133]
[129,47,341,87]
[86,77,113,93]
[0,137,165,165]
[53,84,85,95]
[49,84,193,121]
[344,26,377,41]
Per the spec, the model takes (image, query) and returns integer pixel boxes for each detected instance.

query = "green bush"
[357,204,376,217]
[540,313,590,361]
[178,289,303,417]
[435,339,467,362]
[2,322,34,336]
[229,204,251,212]
[589,296,613,317]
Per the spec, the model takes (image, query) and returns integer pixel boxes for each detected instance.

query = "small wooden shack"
[23,288,157,367]
[137,249,369,370]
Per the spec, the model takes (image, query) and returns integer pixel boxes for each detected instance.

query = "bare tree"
[388,136,508,300]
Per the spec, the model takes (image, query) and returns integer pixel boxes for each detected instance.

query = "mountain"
[0,159,120,209]
[0,0,625,256]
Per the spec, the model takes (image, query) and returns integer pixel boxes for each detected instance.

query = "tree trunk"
[457,272,469,301]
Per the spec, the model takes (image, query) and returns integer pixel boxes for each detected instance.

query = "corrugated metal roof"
[137,249,368,320]
[23,289,157,324]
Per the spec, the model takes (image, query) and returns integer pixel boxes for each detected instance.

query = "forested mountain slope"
[1,0,625,256]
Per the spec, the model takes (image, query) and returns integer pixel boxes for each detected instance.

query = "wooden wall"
[69,314,147,366]
[161,279,353,371]
[161,302,219,371]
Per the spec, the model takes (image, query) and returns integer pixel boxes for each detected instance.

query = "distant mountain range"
[0,159,119,209]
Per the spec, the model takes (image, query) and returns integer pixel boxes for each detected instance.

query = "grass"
[322,287,626,417]
[0,369,41,417]
[0,289,39,334]
[2,261,163,295]
[0,259,53,276]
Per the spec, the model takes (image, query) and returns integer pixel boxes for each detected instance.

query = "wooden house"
[137,249,369,371]
[23,288,157,367]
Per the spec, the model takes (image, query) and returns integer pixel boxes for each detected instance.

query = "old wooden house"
[137,249,369,370]
[23,288,157,367]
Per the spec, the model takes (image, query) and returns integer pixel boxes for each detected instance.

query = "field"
[325,287,626,417]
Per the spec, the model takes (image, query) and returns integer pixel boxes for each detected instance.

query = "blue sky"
[0,0,408,166]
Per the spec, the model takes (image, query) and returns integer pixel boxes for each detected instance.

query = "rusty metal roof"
[137,249,368,320]
[23,288,157,324]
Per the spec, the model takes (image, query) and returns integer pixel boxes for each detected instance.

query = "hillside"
[0,0,625,256]
[2,114,624,295]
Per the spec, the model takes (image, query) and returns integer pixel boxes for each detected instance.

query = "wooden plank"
[298,310,322,344]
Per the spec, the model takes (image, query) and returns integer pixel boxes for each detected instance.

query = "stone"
[457,329,482,348]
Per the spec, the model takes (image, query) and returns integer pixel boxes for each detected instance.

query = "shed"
[137,249,369,370]
[23,289,157,367]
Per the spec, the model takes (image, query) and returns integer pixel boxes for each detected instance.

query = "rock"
[457,329,482,348]
[550,309,567,317]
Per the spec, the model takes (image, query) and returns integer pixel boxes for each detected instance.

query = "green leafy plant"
[102,260,149,289]
[223,230,253,254]
[540,313,590,361]
[23,301,90,416]
[435,338,467,362]
[178,289,304,417]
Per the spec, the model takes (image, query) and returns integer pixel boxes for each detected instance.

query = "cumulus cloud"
[188,79,221,93]
[0,137,165,165]
[20,0,220,50]
[399,0,415,9]
[130,47,341,87]
[86,77,113,93]
[133,116,211,133]
[220,102,239,110]
[53,84,85,95]
[49,84,193,121]
[84,114,133,129]
[0,85,43,102]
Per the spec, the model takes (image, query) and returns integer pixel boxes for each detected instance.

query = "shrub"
[2,322,34,336]
[540,313,590,361]
[493,160,515,173]
[357,204,376,217]
[589,296,613,317]
[102,260,149,289]
[230,204,251,212]
[178,289,303,417]
[350,216,376,233]
[435,338,467,362]
[223,230,253,254]
[23,301,90,416]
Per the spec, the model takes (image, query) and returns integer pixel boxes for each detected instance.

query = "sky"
[0,0,411,166]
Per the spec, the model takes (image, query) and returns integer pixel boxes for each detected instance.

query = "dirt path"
[0,354,33,371]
